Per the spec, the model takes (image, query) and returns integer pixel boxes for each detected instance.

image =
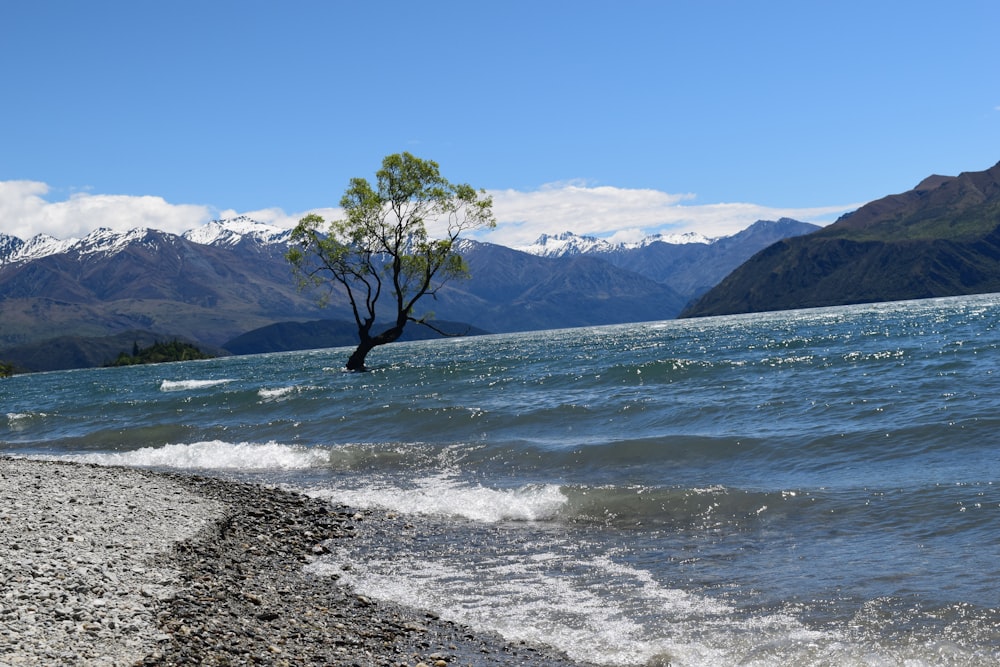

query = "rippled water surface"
[4,294,1000,666]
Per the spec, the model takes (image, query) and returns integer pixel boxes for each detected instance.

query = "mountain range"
[682,161,1000,317]
[7,160,997,372]
[0,216,817,371]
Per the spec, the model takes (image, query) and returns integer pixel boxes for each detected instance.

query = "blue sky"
[2,0,998,247]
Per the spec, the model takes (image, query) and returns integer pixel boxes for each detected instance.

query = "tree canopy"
[287,153,495,371]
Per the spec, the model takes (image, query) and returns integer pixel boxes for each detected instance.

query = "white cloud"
[472,183,862,248]
[1,180,861,249]
[0,181,347,242]
[0,180,213,240]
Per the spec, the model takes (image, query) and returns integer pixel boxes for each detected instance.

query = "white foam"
[39,440,330,471]
[258,386,306,400]
[307,474,568,523]
[306,541,783,666]
[159,379,233,392]
[5,412,45,431]
[5,412,41,421]
[306,540,873,667]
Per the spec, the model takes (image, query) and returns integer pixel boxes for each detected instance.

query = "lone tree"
[287,153,495,371]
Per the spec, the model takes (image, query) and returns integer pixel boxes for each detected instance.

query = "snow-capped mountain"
[0,215,820,372]
[518,232,616,257]
[4,233,77,264]
[2,216,782,266]
[182,216,292,247]
[642,231,716,246]
[0,217,293,267]
[519,230,714,258]
[77,227,172,256]
[1,227,178,266]
[0,232,25,265]
[512,219,820,298]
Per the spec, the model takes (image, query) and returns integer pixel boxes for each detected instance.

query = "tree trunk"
[345,325,404,372]
[346,340,375,372]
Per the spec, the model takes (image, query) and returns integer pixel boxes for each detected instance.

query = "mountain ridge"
[519,229,715,256]
[0,216,821,370]
[682,161,1000,317]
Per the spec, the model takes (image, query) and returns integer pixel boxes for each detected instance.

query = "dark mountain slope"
[0,211,822,370]
[223,319,489,355]
[682,161,1000,317]
[0,231,329,349]
[223,243,688,355]
[0,229,689,368]
[431,243,689,332]
[0,330,227,373]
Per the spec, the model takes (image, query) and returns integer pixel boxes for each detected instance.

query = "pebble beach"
[0,458,588,667]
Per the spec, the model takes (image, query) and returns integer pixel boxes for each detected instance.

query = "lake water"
[3,293,1000,666]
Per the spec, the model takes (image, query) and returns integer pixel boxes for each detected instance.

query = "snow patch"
[0,233,25,266]
[0,217,293,265]
[75,227,164,257]
[183,216,292,247]
[9,234,78,262]
[519,230,715,257]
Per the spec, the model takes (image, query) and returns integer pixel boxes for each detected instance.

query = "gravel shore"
[0,457,590,667]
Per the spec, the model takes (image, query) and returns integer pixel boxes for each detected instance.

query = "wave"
[307,475,568,523]
[308,468,1000,540]
[37,440,330,470]
[5,411,47,423]
[306,543,752,667]
[310,497,1000,667]
[3,411,49,434]
[27,434,998,536]
[258,385,309,400]
[159,379,233,391]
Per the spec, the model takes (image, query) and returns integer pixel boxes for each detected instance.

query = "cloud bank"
[0,181,215,241]
[475,184,858,247]
[0,179,861,247]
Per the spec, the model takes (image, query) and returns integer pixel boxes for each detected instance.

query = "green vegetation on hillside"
[108,340,213,366]
[818,198,1000,243]
[0,360,14,377]
[681,161,1000,318]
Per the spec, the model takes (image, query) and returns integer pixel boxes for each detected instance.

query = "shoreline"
[0,457,589,666]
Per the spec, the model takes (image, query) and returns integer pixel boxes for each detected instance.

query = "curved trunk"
[345,340,374,372]
[345,324,405,372]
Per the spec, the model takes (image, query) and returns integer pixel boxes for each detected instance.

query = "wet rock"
[1,457,590,666]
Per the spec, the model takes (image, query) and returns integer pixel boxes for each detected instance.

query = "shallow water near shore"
[4,293,1000,666]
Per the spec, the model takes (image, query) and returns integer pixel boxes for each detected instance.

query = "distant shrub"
[107,340,213,366]
[0,360,13,377]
